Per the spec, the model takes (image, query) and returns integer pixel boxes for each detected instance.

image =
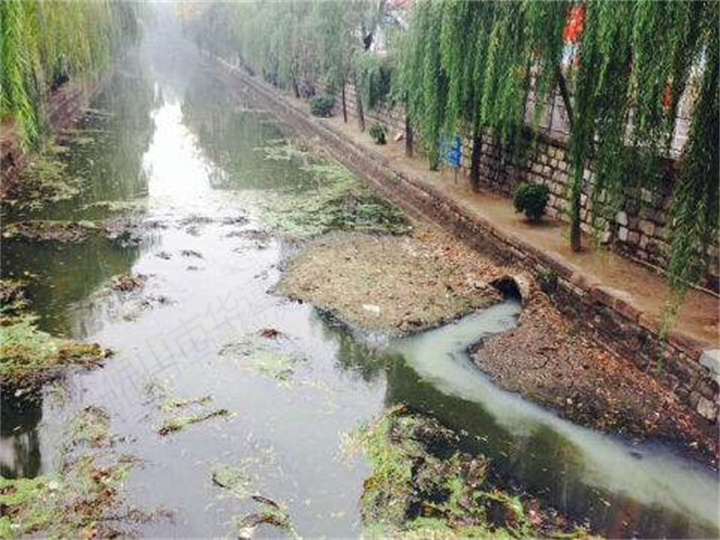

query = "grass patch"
[0,315,111,387]
[354,407,595,539]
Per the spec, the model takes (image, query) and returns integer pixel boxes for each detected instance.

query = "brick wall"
[337,83,719,292]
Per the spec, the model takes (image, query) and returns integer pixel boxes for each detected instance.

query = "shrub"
[369,123,387,145]
[310,96,335,117]
[514,183,550,222]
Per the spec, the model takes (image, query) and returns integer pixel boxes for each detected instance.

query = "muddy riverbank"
[472,291,719,466]
[278,227,504,334]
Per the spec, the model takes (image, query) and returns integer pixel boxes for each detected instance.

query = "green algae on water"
[353,407,595,539]
[0,406,146,540]
[0,315,111,387]
[143,381,233,436]
[258,144,409,238]
[218,330,307,383]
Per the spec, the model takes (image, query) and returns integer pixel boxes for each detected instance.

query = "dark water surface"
[1,14,718,539]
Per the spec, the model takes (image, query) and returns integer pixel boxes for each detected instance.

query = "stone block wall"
[336,83,720,292]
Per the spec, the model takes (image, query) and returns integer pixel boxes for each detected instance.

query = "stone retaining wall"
[338,84,720,293]
[214,56,719,426]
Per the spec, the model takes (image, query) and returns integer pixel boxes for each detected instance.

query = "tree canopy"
[0,0,140,148]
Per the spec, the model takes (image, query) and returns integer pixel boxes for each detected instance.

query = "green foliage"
[397,0,718,308]
[514,183,550,222]
[0,0,140,149]
[369,123,387,145]
[356,51,394,110]
[310,95,335,117]
[665,10,719,319]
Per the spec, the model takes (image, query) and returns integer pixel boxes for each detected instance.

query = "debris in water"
[180,249,204,259]
[234,495,297,540]
[260,328,283,339]
[1,220,94,243]
[110,273,148,293]
[211,465,253,499]
[143,382,232,436]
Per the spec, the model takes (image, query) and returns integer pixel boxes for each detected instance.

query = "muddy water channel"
[2,25,718,540]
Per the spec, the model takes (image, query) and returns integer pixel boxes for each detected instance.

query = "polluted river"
[1,18,718,540]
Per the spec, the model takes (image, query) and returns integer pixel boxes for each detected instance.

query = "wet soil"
[472,290,720,466]
[277,226,503,334]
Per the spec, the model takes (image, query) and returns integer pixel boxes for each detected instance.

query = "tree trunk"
[405,115,413,157]
[470,119,483,192]
[556,65,581,251]
[356,84,366,132]
[555,66,574,132]
[570,169,583,251]
[341,83,348,123]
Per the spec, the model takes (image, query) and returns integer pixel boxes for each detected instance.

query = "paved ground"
[318,113,719,348]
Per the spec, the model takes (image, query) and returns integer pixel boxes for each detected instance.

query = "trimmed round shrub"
[310,96,335,117]
[514,183,550,222]
[369,123,387,145]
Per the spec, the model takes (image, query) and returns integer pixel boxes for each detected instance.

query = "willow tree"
[565,0,718,299]
[313,2,356,122]
[399,0,718,305]
[0,0,139,149]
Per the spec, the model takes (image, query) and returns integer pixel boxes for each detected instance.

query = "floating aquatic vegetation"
[1,220,96,243]
[353,407,593,539]
[158,409,231,436]
[211,465,254,499]
[257,138,315,164]
[2,151,82,211]
[180,249,204,259]
[0,406,151,540]
[214,480,297,540]
[218,329,306,382]
[109,273,148,293]
[236,500,296,540]
[143,381,232,436]
[258,144,409,238]
[0,278,31,318]
[79,199,147,213]
[0,315,111,387]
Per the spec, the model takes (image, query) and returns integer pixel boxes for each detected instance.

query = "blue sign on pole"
[441,135,462,182]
